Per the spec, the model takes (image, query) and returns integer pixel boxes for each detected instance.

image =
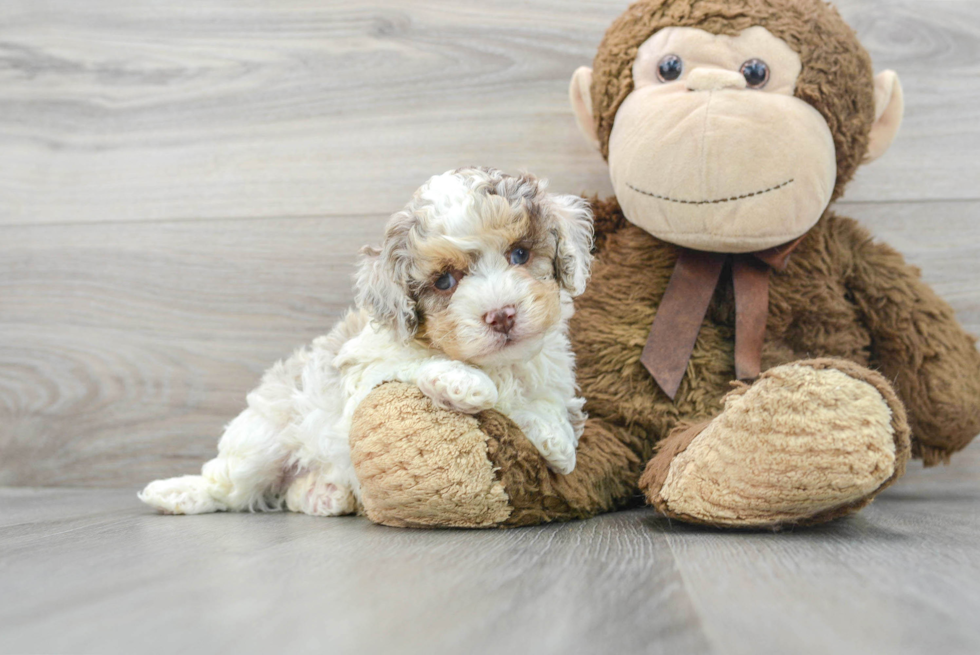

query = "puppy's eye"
[740,59,770,89]
[657,55,683,83]
[508,247,530,266]
[434,271,458,291]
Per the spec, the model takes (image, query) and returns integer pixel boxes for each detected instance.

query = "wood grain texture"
[0,497,712,655]
[1,444,979,655]
[0,215,386,485]
[0,0,979,227]
[3,202,979,486]
[1,0,979,487]
[657,442,980,655]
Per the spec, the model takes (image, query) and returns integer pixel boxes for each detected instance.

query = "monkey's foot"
[349,383,514,528]
[640,359,911,528]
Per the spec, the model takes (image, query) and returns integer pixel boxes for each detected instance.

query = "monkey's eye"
[657,55,683,83]
[740,59,770,89]
[508,247,530,266]
[434,271,458,292]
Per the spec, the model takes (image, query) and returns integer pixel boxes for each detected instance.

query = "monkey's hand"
[842,216,980,464]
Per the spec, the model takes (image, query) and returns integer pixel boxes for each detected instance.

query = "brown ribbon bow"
[640,236,806,400]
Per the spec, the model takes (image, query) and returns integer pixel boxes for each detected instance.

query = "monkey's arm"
[838,216,980,465]
[348,382,647,527]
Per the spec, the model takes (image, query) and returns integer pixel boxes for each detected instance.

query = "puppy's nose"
[484,306,516,335]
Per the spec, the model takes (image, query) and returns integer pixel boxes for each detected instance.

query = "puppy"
[139,167,593,516]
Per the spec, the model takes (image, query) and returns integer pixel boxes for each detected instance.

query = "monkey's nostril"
[484,306,517,335]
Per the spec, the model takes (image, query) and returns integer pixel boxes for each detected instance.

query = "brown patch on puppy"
[524,274,563,337]
[482,194,534,239]
[419,308,466,361]
[415,245,472,280]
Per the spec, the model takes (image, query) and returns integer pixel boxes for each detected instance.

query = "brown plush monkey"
[347,0,980,529]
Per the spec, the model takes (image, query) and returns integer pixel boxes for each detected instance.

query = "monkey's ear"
[569,66,600,151]
[866,70,904,163]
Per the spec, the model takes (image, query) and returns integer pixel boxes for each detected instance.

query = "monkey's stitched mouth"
[627,179,795,206]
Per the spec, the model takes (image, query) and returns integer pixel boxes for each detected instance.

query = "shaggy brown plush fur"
[346,0,980,529]
[576,201,980,470]
[591,0,875,201]
[466,199,979,525]
[484,414,647,527]
[452,198,979,526]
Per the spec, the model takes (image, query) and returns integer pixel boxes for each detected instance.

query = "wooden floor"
[3,443,980,655]
[2,0,980,653]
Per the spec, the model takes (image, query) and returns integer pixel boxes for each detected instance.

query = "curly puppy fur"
[139,167,594,516]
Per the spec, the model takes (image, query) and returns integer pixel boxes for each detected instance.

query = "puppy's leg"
[416,360,498,414]
[139,347,313,515]
[510,402,579,475]
[139,407,289,514]
[285,467,357,517]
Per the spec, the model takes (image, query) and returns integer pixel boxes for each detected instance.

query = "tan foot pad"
[644,359,911,528]
[349,382,513,528]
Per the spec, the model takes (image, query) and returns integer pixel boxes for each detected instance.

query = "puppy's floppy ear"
[547,194,594,297]
[354,212,418,340]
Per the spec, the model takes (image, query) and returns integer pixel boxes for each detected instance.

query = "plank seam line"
[2,198,980,230]
[0,212,388,230]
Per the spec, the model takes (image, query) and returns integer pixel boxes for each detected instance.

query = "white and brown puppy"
[139,167,594,516]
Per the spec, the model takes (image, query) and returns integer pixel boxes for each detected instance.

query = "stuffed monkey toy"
[347,0,980,528]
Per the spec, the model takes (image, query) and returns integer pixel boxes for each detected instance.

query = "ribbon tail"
[640,250,726,400]
[733,255,770,381]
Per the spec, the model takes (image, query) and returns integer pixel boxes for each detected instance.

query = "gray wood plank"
[842,0,980,202]
[3,201,980,486]
[662,442,980,655]
[1,443,979,655]
[0,0,978,228]
[0,498,711,655]
[0,215,383,486]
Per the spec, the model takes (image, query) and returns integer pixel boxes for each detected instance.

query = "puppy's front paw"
[516,417,577,475]
[417,362,498,414]
[543,435,577,475]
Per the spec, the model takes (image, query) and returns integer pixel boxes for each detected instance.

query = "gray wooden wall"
[2,0,978,487]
